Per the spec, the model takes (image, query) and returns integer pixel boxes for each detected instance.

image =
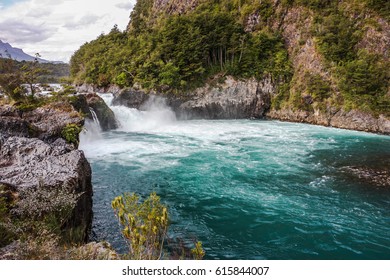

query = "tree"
[0,55,25,101]
[21,53,47,97]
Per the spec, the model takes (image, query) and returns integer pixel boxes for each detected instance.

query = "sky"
[0,0,136,62]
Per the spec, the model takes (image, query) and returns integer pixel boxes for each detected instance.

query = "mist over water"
[80,94,390,260]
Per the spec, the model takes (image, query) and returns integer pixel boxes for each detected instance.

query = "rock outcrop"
[113,89,151,109]
[85,93,118,131]
[68,93,118,131]
[0,103,93,243]
[341,166,390,187]
[0,137,92,241]
[0,103,84,142]
[113,76,275,119]
[179,76,275,119]
[111,76,390,135]
[267,108,390,135]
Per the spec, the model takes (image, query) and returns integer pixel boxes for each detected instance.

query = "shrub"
[191,241,206,260]
[0,184,80,259]
[112,192,168,260]
[11,184,79,240]
[0,197,15,247]
[61,124,82,146]
[112,192,205,260]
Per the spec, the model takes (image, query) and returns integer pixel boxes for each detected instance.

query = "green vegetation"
[274,0,389,114]
[69,0,389,116]
[61,123,82,146]
[0,185,16,248]
[0,57,25,101]
[0,55,71,111]
[112,192,204,260]
[314,11,360,63]
[70,1,291,92]
[0,183,80,259]
[112,192,168,260]
[337,50,390,115]
[0,57,69,100]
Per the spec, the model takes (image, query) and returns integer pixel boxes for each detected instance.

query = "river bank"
[77,78,390,135]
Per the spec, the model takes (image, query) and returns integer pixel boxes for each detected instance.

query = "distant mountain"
[0,40,56,63]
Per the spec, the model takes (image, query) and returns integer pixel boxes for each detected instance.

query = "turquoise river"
[79,94,390,260]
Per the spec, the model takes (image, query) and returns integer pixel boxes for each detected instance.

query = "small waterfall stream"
[89,107,101,128]
[80,107,102,143]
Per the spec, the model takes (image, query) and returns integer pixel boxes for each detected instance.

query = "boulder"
[112,89,151,109]
[0,136,92,242]
[22,103,84,143]
[1,103,83,143]
[0,102,93,245]
[85,93,118,131]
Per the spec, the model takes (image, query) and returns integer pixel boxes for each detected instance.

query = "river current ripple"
[80,94,390,260]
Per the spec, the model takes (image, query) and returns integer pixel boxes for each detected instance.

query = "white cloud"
[0,0,135,62]
[63,14,102,30]
[116,2,134,10]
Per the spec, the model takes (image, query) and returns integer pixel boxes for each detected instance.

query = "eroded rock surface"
[0,104,93,243]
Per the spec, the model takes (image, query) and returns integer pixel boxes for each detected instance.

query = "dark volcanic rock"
[113,89,151,109]
[0,105,21,118]
[179,76,274,119]
[85,93,118,131]
[1,103,84,143]
[68,94,92,119]
[22,104,84,143]
[112,76,275,120]
[0,136,93,241]
[0,117,33,138]
[342,166,390,187]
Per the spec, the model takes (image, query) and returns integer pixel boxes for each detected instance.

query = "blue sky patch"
[1,0,23,7]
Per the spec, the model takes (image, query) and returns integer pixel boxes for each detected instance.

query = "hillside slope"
[0,40,51,63]
[70,0,390,133]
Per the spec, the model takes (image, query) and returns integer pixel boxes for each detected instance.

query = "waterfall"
[98,93,114,107]
[97,93,177,132]
[80,107,102,144]
[89,107,101,128]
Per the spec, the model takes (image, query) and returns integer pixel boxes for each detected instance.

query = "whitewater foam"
[97,93,177,132]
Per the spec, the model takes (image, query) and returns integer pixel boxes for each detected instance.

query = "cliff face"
[267,108,390,134]
[0,103,93,243]
[153,0,199,15]
[179,76,275,119]
[262,1,390,134]
[113,76,275,119]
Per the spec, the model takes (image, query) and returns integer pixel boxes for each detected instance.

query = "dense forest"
[70,0,389,116]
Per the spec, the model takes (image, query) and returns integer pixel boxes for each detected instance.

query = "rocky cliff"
[0,103,93,245]
[113,76,275,119]
[267,108,390,134]
[179,76,275,119]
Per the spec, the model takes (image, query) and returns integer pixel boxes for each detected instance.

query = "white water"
[80,108,102,143]
[98,93,176,132]
[79,92,390,260]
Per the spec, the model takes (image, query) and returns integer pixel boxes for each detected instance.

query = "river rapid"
[80,94,390,260]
